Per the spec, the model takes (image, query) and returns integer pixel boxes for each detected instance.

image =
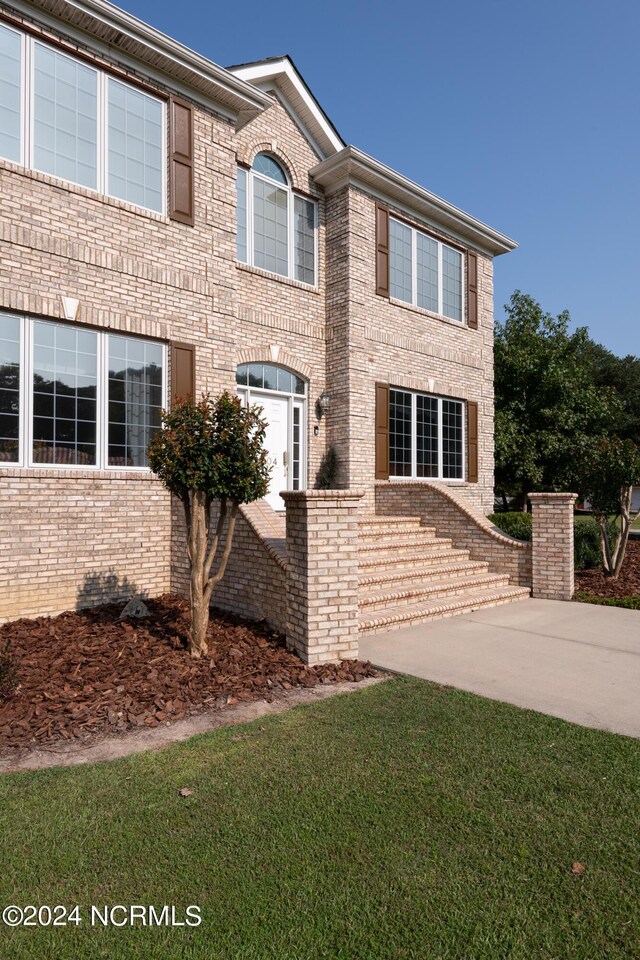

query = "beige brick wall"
[327,185,496,513]
[283,490,361,664]
[0,470,171,623]
[529,493,577,600]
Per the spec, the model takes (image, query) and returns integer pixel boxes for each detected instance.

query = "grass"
[1,677,639,960]
[573,592,640,610]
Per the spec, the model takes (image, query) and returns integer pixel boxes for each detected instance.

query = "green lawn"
[1,677,639,960]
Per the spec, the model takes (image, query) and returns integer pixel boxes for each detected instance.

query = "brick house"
[2,0,571,661]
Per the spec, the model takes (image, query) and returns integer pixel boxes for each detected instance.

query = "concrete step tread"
[359,559,490,588]
[359,548,471,570]
[359,572,512,608]
[359,586,531,633]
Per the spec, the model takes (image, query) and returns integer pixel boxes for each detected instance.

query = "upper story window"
[0,22,165,214]
[389,217,464,323]
[236,153,317,286]
[0,312,165,469]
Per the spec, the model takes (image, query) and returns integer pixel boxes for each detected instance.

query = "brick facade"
[0,0,514,629]
[529,493,577,600]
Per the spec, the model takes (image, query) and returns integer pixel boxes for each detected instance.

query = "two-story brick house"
[1,0,533,646]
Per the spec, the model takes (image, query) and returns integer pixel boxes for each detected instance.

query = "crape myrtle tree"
[494,292,619,509]
[576,437,640,578]
[148,392,270,657]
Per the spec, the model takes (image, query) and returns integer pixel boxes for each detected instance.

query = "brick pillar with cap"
[529,493,578,600]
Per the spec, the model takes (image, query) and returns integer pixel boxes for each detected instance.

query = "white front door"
[260,394,290,510]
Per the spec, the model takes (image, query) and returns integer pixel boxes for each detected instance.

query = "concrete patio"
[360,599,640,738]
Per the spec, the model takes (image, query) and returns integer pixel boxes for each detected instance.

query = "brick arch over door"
[236,141,305,193]
[236,347,312,383]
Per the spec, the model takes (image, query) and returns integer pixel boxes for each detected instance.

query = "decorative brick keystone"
[528,493,578,600]
[282,490,364,665]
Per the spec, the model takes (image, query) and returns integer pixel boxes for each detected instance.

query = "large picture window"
[0,22,165,213]
[389,388,464,480]
[0,312,165,468]
[236,154,317,285]
[389,217,464,323]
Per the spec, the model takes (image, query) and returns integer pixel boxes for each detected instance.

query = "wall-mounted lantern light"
[316,390,330,419]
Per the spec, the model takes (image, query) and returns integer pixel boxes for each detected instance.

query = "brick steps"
[359,585,531,634]
[359,571,512,611]
[358,513,529,634]
[359,559,490,589]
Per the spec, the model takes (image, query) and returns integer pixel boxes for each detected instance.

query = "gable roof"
[7,0,272,121]
[227,56,345,159]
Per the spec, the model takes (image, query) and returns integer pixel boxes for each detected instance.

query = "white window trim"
[1,314,167,472]
[238,162,318,287]
[1,23,166,215]
[389,387,466,482]
[390,216,465,324]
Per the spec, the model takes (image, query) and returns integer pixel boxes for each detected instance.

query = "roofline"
[228,55,345,150]
[311,146,518,256]
[228,55,344,156]
[8,0,273,115]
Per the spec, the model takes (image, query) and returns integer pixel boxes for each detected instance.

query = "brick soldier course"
[0,0,576,662]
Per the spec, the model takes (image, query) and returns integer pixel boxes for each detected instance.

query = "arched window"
[236,152,317,285]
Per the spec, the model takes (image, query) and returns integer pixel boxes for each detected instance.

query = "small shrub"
[488,512,532,541]
[315,445,340,489]
[574,517,618,571]
[0,640,18,700]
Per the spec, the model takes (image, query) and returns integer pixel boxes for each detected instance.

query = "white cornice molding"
[5,0,272,118]
[311,147,518,257]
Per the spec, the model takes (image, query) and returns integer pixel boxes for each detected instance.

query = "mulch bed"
[575,539,640,599]
[0,596,377,752]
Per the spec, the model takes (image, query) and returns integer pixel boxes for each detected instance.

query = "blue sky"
[124,0,638,358]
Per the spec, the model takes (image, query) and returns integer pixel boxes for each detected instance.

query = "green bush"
[488,512,532,541]
[489,513,616,571]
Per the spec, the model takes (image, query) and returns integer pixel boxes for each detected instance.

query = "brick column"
[528,493,577,600]
[282,490,364,665]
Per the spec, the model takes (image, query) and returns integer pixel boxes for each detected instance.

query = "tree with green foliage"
[148,392,270,657]
[580,340,640,442]
[576,437,640,578]
[494,291,619,509]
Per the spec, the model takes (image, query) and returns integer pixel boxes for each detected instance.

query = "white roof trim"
[7,0,272,117]
[229,57,344,158]
[311,147,518,257]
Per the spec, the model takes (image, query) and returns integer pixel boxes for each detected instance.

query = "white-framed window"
[236,153,318,286]
[0,312,166,469]
[0,21,166,213]
[389,387,465,480]
[389,217,464,323]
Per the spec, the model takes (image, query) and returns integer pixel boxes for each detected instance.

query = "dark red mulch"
[0,595,377,752]
[575,539,640,599]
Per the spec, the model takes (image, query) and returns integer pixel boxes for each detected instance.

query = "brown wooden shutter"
[375,382,390,480]
[171,342,195,407]
[467,250,478,329]
[375,204,390,297]
[169,97,194,225]
[467,400,478,483]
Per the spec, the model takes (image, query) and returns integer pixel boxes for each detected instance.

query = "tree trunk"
[186,490,210,658]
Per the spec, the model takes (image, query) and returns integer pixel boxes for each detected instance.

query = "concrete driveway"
[360,599,640,738]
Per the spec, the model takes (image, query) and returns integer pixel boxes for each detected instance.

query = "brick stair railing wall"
[282,490,363,664]
[375,482,532,586]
